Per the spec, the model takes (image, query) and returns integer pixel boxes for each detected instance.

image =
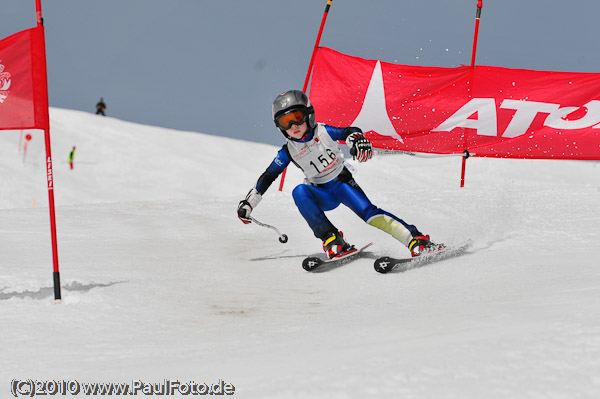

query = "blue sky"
[2,0,599,145]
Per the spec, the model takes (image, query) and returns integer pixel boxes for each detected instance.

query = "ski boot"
[408,235,445,257]
[322,231,354,259]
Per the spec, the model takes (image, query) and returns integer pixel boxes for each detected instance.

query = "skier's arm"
[256,147,290,194]
[325,125,373,163]
[237,148,291,224]
[324,125,362,141]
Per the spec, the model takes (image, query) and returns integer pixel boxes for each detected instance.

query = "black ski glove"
[237,188,262,224]
[348,132,373,163]
[237,200,252,224]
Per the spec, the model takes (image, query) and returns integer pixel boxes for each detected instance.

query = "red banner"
[310,47,600,160]
[0,27,49,130]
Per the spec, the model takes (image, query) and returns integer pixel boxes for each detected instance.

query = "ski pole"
[375,149,475,158]
[249,216,288,244]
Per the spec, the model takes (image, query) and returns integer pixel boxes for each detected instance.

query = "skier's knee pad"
[367,215,412,247]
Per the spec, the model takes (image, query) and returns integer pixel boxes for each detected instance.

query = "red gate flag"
[0,27,49,130]
[309,47,600,160]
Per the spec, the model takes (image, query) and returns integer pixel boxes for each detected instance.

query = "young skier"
[237,90,442,259]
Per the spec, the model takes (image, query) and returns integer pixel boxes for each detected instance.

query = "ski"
[303,242,373,272]
[374,241,472,274]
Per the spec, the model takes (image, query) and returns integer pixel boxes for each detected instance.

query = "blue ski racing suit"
[251,123,424,247]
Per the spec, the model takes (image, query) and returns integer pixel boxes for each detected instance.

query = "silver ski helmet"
[272,90,316,138]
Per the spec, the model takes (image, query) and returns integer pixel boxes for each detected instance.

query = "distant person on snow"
[237,89,443,259]
[68,146,76,170]
[96,98,106,116]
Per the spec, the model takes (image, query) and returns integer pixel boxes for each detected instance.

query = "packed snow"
[1,108,599,398]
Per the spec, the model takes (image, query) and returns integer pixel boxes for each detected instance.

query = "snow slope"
[1,108,600,398]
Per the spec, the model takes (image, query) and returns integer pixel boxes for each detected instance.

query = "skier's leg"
[292,184,341,240]
[335,180,421,247]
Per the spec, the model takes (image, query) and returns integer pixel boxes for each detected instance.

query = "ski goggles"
[275,108,307,130]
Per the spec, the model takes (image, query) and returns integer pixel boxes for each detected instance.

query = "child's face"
[286,122,308,140]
